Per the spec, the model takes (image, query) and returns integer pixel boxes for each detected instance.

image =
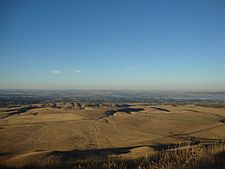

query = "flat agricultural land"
[0,102,225,167]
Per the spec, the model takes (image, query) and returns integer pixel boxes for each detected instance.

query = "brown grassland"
[0,102,224,168]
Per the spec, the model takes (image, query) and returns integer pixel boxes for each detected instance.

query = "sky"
[0,0,225,91]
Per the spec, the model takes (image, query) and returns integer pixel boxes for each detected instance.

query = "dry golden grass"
[0,103,225,168]
[0,141,224,169]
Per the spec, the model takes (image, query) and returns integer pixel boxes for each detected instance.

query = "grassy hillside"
[1,142,224,169]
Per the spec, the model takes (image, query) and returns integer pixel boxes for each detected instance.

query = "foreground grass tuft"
[1,142,225,169]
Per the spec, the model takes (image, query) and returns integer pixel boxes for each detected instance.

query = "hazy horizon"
[1,88,225,93]
[1,0,225,90]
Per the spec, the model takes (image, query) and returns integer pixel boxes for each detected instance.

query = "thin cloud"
[123,67,135,71]
[51,70,61,74]
[73,69,81,74]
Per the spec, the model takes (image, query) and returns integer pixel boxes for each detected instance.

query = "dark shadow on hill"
[48,146,141,160]
[0,106,39,119]
[47,140,223,160]
[101,108,144,118]
[185,109,200,113]
[219,118,225,124]
[117,108,144,113]
[150,107,170,112]
[0,152,11,157]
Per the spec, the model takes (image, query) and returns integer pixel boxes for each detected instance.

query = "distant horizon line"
[0,88,225,93]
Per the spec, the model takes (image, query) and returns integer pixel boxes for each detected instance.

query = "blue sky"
[1,0,225,90]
